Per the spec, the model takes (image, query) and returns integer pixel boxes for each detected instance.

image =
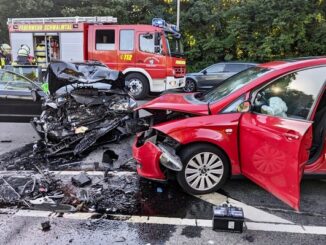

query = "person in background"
[0,43,12,68]
[20,44,36,65]
[15,45,36,65]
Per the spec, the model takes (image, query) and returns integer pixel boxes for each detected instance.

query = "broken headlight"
[158,144,182,171]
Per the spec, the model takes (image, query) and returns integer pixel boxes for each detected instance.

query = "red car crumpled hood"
[137,93,209,115]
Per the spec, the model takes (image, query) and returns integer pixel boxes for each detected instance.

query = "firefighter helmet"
[1,43,11,55]
[17,47,29,57]
[20,44,31,54]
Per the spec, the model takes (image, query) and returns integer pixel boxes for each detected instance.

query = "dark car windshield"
[200,66,271,103]
[166,34,184,57]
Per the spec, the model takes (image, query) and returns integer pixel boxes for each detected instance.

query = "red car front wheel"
[177,144,230,195]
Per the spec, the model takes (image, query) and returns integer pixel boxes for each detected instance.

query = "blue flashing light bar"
[152,18,181,38]
[152,18,166,28]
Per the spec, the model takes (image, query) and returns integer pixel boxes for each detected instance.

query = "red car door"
[238,65,326,210]
[239,113,313,210]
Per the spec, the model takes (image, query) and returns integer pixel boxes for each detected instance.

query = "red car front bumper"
[132,136,166,180]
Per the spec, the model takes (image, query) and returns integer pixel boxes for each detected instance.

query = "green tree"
[1,0,326,72]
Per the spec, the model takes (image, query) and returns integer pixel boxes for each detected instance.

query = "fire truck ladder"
[7,16,117,25]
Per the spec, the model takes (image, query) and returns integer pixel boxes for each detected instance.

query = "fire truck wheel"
[125,73,149,100]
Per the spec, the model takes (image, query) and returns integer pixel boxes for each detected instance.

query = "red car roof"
[259,57,326,70]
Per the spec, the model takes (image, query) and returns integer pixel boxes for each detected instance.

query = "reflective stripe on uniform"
[0,57,5,68]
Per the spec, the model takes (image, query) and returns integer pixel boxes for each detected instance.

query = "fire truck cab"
[7,16,186,99]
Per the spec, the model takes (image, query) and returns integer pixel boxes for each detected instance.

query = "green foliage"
[1,0,326,71]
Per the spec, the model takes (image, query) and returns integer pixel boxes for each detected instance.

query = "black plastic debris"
[41,221,51,231]
[72,173,92,187]
[0,140,12,143]
[243,235,255,243]
[212,204,244,233]
[102,149,119,166]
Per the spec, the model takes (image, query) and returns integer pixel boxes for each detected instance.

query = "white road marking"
[8,209,326,235]
[53,171,135,176]
[228,197,294,224]
[0,170,135,176]
[196,193,293,224]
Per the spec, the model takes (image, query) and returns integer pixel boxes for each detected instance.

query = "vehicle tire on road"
[183,78,196,92]
[177,144,229,195]
[125,73,149,100]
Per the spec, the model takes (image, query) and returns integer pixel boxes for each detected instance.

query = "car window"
[221,95,245,113]
[201,66,271,103]
[96,30,115,50]
[253,66,326,120]
[225,64,247,73]
[0,71,32,91]
[139,33,155,53]
[205,64,225,73]
[120,30,134,51]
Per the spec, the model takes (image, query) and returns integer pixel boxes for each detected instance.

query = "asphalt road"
[0,109,326,244]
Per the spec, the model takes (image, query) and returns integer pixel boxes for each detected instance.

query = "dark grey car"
[183,62,257,92]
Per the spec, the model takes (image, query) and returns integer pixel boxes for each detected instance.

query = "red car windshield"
[200,66,271,103]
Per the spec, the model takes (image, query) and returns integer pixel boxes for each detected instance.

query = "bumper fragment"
[133,139,166,180]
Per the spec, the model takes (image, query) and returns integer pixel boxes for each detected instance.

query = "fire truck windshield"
[166,34,184,57]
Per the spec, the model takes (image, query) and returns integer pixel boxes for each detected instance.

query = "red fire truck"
[7,16,186,99]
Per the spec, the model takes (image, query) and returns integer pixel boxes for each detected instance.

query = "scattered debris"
[0,140,12,143]
[102,149,119,166]
[41,221,51,231]
[31,61,137,159]
[243,235,255,243]
[72,173,92,187]
[156,187,163,193]
[115,237,126,242]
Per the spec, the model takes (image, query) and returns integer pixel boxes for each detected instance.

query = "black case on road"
[212,204,244,233]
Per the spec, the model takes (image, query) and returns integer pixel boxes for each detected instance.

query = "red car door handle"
[283,131,300,140]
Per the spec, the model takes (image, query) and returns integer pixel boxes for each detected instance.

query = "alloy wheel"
[184,152,224,191]
[183,79,196,92]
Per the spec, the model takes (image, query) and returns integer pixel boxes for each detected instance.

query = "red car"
[133,57,326,210]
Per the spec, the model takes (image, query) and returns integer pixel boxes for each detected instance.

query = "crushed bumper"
[132,132,183,181]
[133,137,166,180]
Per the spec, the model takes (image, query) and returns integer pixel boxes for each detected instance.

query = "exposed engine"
[30,61,140,158]
[32,86,137,157]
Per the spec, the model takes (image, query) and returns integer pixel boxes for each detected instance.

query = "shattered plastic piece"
[71,173,92,187]
[115,237,126,242]
[156,187,163,193]
[0,140,12,143]
[75,126,88,134]
[41,221,51,231]
[30,197,56,205]
[243,235,255,243]
[102,149,119,165]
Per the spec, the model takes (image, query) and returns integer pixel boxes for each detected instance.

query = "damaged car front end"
[132,93,210,181]
[133,128,183,181]
[31,61,137,158]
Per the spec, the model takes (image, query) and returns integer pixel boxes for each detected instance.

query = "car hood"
[47,61,125,95]
[137,93,209,115]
